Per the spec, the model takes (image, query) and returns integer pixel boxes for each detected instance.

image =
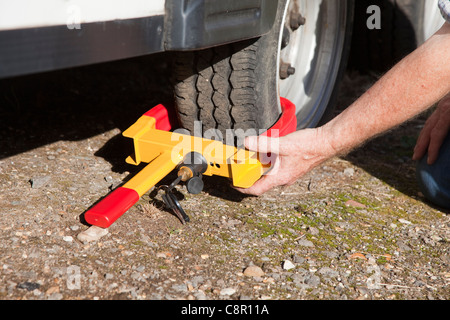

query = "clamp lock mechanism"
[157,152,207,224]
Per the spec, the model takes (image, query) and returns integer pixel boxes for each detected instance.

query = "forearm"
[322,23,450,155]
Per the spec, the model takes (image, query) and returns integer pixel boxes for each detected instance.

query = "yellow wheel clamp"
[84,99,296,228]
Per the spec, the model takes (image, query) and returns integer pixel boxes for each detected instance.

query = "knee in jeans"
[416,155,450,209]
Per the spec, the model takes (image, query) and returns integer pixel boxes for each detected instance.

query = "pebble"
[243,265,265,277]
[29,176,51,189]
[17,282,40,291]
[323,251,339,259]
[156,252,167,258]
[343,168,355,177]
[398,218,412,225]
[194,291,207,300]
[171,283,188,293]
[190,276,205,288]
[283,260,295,270]
[62,236,73,242]
[397,240,412,252]
[292,255,305,264]
[309,227,319,235]
[77,226,108,242]
[318,267,339,278]
[297,239,314,247]
[220,288,236,296]
[304,274,321,288]
[104,273,114,280]
[344,199,366,208]
[47,292,63,300]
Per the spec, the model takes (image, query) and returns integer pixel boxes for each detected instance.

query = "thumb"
[244,135,280,154]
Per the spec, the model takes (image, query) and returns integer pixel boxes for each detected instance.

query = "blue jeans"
[416,134,450,209]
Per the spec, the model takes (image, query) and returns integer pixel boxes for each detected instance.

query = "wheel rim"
[276,0,350,129]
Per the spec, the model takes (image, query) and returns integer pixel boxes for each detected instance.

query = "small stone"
[304,274,321,287]
[318,267,339,278]
[47,292,63,300]
[29,176,51,189]
[283,260,295,270]
[323,251,339,259]
[344,200,366,208]
[190,276,205,288]
[17,282,40,291]
[45,286,60,295]
[171,283,188,293]
[397,240,412,252]
[220,288,236,296]
[77,226,108,243]
[309,227,319,235]
[343,168,355,177]
[156,252,167,258]
[243,265,265,277]
[398,218,412,225]
[336,283,345,292]
[194,291,207,300]
[349,252,367,260]
[431,235,442,242]
[297,239,314,247]
[292,255,305,264]
[104,273,114,280]
[62,236,73,242]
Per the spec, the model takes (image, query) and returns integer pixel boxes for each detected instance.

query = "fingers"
[235,175,278,196]
[234,155,284,196]
[412,112,438,161]
[412,104,450,164]
[427,119,450,164]
[412,131,431,161]
[244,135,281,154]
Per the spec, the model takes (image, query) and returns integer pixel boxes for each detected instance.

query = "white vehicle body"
[0,0,165,30]
[0,0,277,78]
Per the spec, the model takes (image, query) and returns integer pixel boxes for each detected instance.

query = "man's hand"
[413,93,450,164]
[235,127,335,196]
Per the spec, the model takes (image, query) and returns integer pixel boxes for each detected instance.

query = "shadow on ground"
[0,53,174,162]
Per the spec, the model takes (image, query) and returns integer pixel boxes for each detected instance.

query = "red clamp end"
[262,97,297,137]
[143,104,177,131]
[84,187,140,228]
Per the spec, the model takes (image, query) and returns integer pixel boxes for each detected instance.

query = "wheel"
[172,0,354,141]
[349,0,444,72]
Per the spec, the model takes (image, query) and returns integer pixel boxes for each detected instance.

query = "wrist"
[316,124,343,158]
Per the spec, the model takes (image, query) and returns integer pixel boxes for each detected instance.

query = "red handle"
[84,187,139,228]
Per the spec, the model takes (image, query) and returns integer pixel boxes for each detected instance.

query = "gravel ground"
[0,53,449,302]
